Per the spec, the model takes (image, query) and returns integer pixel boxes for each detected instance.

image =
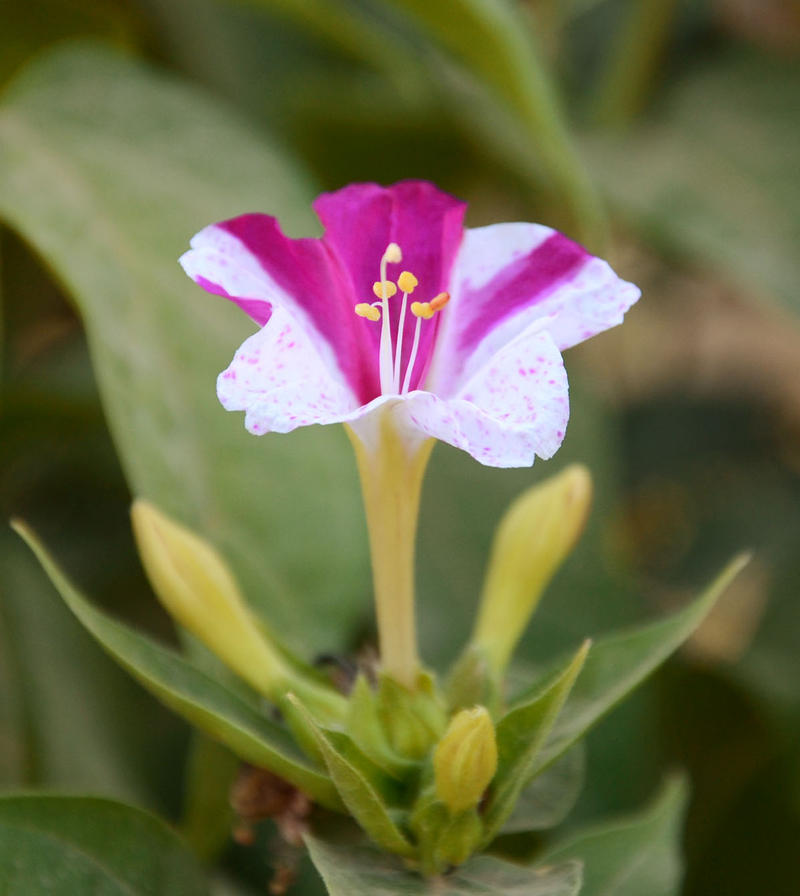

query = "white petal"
[181,224,346,379]
[344,325,567,467]
[429,223,638,397]
[217,305,357,435]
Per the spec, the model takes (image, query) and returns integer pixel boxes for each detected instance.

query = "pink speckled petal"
[217,304,357,435]
[453,324,569,462]
[181,215,378,403]
[429,223,639,395]
[343,325,568,467]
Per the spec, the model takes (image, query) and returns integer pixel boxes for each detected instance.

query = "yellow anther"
[382,242,402,264]
[373,281,398,300]
[355,302,381,322]
[397,271,418,294]
[430,291,450,312]
[411,301,434,320]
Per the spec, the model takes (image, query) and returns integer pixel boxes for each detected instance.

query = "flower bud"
[433,706,497,813]
[472,465,592,673]
[130,499,288,696]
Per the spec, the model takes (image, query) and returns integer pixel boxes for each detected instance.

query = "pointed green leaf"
[0,794,208,895]
[483,641,589,842]
[517,554,750,776]
[0,532,167,800]
[13,521,341,810]
[306,834,582,895]
[290,697,415,858]
[544,778,688,896]
[0,43,366,656]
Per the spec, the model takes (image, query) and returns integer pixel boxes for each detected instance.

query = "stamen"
[401,294,449,394]
[373,281,397,299]
[392,270,417,391]
[354,245,447,396]
[377,244,401,394]
[397,271,418,293]
[402,315,423,395]
[410,301,434,320]
[393,290,408,391]
[355,302,381,322]
[383,242,402,264]
[430,291,450,312]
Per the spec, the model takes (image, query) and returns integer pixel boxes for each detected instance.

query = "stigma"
[353,243,449,396]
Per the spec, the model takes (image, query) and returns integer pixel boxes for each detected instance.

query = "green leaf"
[544,777,688,896]
[236,0,415,83]
[306,834,582,895]
[500,745,585,834]
[290,697,414,858]
[517,554,749,775]
[0,0,139,87]
[0,794,208,895]
[0,531,175,802]
[587,48,800,310]
[0,43,367,656]
[483,641,589,842]
[383,0,602,246]
[13,521,342,811]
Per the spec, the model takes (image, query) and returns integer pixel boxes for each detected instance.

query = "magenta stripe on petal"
[195,275,273,327]
[314,181,466,392]
[457,233,588,355]
[218,214,379,403]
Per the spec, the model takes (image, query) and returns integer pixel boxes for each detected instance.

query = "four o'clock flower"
[180,180,639,689]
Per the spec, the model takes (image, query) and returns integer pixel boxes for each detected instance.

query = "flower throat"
[354,242,449,395]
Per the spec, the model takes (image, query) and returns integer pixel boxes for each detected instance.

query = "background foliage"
[1,1,798,893]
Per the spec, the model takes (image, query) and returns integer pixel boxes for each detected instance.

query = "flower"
[181,180,640,688]
[179,180,639,469]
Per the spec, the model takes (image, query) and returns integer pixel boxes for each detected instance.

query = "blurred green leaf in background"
[1,0,800,893]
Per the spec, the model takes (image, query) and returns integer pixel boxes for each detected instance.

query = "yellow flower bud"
[472,465,592,673]
[130,500,289,696]
[433,706,497,813]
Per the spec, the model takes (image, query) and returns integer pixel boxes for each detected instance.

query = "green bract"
[14,516,747,886]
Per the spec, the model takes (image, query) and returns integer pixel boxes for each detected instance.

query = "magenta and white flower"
[180,180,639,468]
